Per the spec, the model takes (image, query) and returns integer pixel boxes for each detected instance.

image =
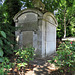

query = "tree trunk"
[64,7,66,38]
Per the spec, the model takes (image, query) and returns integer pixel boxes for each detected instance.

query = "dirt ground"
[24,53,74,75]
[26,53,58,75]
[7,53,74,75]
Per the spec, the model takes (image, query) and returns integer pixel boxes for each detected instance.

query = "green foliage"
[15,47,35,63]
[0,31,6,38]
[57,24,64,39]
[17,63,27,70]
[56,0,75,38]
[70,41,75,51]
[0,0,22,56]
[0,49,3,57]
[49,41,75,72]
[20,0,33,8]
[20,0,75,38]
[0,6,14,56]
[42,0,60,12]
[0,57,14,75]
[0,30,6,62]
[3,0,22,20]
[14,47,35,70]
[20,0,60,12]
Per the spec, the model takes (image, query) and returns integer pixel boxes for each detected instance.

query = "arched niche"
[42,12,58,57]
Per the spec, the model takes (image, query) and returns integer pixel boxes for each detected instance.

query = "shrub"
[0,31,6,62]
[15,47,35,68]
[49,41,75,72]
[0,57,14,75]
[0,6,15,56]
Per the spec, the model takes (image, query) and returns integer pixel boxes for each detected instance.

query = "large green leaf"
[0,49,3,57]
[0,39,3,46]
[0,31,6,38]
[0,57,4,62]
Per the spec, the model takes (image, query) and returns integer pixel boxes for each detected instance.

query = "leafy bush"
[0,31,6,62]
[15,47,35,68]
[0,57,14,75]
[0,6,15,56]
[49,41,75,72]
[0,0,22,56]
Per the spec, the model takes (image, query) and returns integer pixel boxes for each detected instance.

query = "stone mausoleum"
[13,9,58,57]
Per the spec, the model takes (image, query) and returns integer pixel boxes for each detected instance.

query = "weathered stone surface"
[22,31,33,47]
[41,12,58,57]
[18,13,38,31]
